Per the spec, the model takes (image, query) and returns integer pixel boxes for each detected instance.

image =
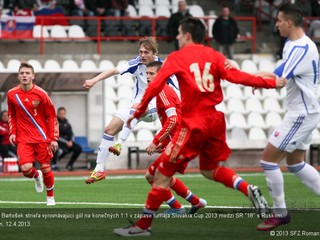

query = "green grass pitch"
[0,172,319,240]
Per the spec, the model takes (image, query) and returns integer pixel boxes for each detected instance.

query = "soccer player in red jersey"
[114,17,287,237]
[7,62,59,206]
[145,61,206,215]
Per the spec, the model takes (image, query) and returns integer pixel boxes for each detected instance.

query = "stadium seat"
[105,85,118,101]
[68,25,86,39]
[6,59,21,72]
[258,59,275,72]
[74,136,95,154]
[105,99,117,114]
[261,88,284,100]
[263,98,285,114]
[127,4,138,16]
[136,129,154,142]
[0,61,5,71]
[138,5,154,36]
[155,6,170,36]
[104,76,118,88]
[80,59,98,71]
[241,59,258,74]
[50,25,68,40]
[229,112,249,129]
[62,59,80,72]
[155,0,170,7]
[98,59,115,71]
[43,59,61,71]
[226,98,246,114]
[248,127,267,141]
[230,127,248,141]
[225,84,244,100]
[188,5,205,17]
[138,0,154,8]
[216,101,227,113]
[33,25,50,39]
[243,87,264,100]
[245,97,266,114]
[247,112,267,129]
[27,59,43,72]
[265,112,282,127]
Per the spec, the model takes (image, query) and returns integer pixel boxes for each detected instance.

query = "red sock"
[166,192,182,209]
[22,167,38,178]
[41,166,54,197]
[136,187,172,230]
[213,166,249,196]
[170,177,199,205]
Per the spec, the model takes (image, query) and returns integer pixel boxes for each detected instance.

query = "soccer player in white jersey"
[256,3,320,231]
[83,36,179,184]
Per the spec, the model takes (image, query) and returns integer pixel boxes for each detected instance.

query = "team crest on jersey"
[32,100,40,107]
[274,131,280,137]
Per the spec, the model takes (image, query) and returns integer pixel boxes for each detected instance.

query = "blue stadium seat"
[74,136,95,153]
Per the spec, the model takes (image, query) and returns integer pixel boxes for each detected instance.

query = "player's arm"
[83,67,119,89]
[133,65,172,119]
[7,93,17,146]
[43,93,59,142]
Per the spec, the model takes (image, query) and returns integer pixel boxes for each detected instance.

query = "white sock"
[94,133,114,172]
[119,118,138,143]
[260,160,287,215]
[287,162,320,195]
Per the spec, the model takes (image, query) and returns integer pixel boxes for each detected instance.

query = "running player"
[7,62,59,206]
[145,61,206,215]
[256,3,320,231]
[113,17,287,237]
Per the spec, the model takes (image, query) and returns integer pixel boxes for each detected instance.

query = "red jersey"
[134,44,276,118]
[0,120,10,145]
[153,84,181,146]
[7,84,59,143]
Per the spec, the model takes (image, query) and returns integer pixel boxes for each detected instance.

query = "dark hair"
[146,61,163,72]
[278,3,304,27]
[19,62,35,73]
[57,107,66,113]
[179,16,206,44]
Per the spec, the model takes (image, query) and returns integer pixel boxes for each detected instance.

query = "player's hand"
[126,115,135,129]
[50,141,59,153]
[275,77,288,88]
[83,79,95,89]
[9,135,16,146]
[155,143,165,153]
[146,142,156,155]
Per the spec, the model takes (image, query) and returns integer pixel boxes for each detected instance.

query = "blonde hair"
[138,36,158,55]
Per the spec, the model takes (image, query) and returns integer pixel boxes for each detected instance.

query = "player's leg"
[18,143,43,193]
[287,156,320,195]
[146,159,185,214]
[114,164,174,237]
[85,116,123,184]
[36,143,56,206]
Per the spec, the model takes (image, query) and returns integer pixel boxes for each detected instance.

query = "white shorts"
[115,97,158,123]
[269,112,320,152]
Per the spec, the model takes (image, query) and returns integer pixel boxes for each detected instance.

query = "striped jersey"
[7,84,59,143]
[274,34,320,114]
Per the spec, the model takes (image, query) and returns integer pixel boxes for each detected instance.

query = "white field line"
[0,172,292,182]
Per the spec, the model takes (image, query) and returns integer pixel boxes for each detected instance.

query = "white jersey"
[274,34,320,114]
[117,55,180,103]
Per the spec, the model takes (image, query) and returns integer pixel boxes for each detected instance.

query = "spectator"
[52,107,82,171]
[167,0,192,50]
[0,110,17,160]
[212,6,239,59]
[14,0,39,11]
[311,0,320,17]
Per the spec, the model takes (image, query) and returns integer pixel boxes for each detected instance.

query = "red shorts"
[17,142,53,166]
[148,155,188,176]
[158,111,231,177]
